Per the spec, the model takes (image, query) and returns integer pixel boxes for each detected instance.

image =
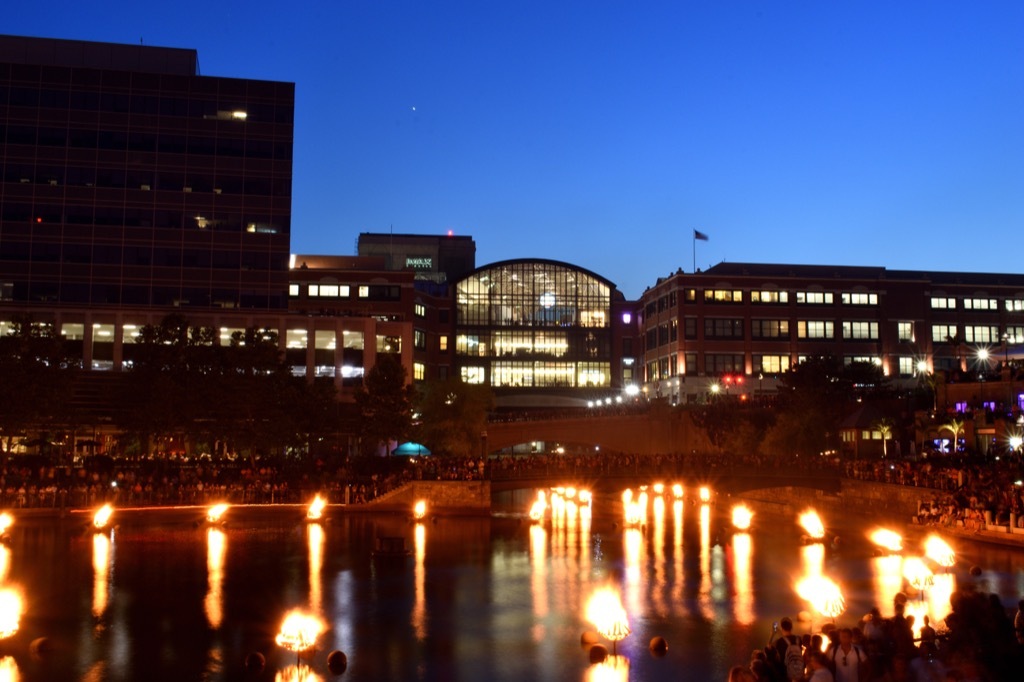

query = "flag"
[693,229,709,241]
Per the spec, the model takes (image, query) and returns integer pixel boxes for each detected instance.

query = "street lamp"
[977,348,990,410]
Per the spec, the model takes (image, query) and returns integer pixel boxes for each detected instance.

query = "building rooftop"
[0,35,198,75]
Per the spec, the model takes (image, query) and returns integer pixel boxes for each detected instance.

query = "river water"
[1,490,1023,681]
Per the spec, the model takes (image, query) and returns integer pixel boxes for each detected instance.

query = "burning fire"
[413,500,427,520]
[653,482,665,495]
[869,528,903,553]
[275,609,324,654]
[924,535,956,567]
[206,503,229,523]
[578,489,592,505]
[306,495,326,521]
[93,504,113,529]
[529,499,546,522]
[0,513,12,535]
[732,505,753,530]
[672,484,683,498]
[0,589,22,639]
[796,575,846,619]
[798,510,825,539]
[698,486,711,503]
[902,556,934,591]
[586,586,631,649]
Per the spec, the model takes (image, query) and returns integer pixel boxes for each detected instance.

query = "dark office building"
[357,232,476,285]
[0,35,294,310]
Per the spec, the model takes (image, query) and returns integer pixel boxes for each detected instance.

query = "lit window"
[797,320,834,339]
[897,321,914,343]
[963,298,997,310]
[841,292,878,305]
[413,362,425,381]
[753,354,790,374]
[796,291,834,305]
[461,366,485,384]
[930,297,955,309]
[1006,299,1024,312]
[308,285,319,297]
[358,286,369,298]
[415,303,426,317]
[439,335,449,352]
[704,289,743,303]
[289,284,299,297]
[622,312,632,324]
[931,324,958,343]
[964,325,998,343]
[320,284,339,297]
[898,357,915,377]
[842,321,879,340]
[751,291,788,304]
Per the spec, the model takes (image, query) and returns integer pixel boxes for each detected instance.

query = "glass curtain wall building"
[455,259,616,404]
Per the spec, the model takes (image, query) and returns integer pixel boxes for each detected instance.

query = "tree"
[353,354,416,455]
[940,418,965,454]
[874,417,895,458]
[415,378,494,457]
[0,315,75,459]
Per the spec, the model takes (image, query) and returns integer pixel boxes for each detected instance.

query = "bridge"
[489,465,841,495]
[483,411,709,456]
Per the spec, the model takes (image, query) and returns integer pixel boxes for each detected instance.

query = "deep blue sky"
[6,1,1023,298]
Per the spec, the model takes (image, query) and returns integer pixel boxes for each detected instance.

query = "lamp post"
[977,348,989,411]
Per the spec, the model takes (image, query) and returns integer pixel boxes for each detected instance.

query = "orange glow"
[275,610,324,653]
[868,528,903,553]
[652,482,665,495]
[732,532,754,625]
[672,484,683,498]
[307,523,324,615]
[413,500,427,520]
[529,499,546,522]
[274,665,323,682]
[731,505,753,530]
[93,504,113,529]
[585,654,629,682]
[798,509,825,539]
[0,513,12,534]
[0,657,18,682]
[306,495,326,520]
[796,575,845,619]
[586,586,628,633]
[902,556,933,591]
[206,503,229,523]
[205,528,226,629]
[578,489,592,505]
[0,589,21,639]
[0,547,9,583]
[698,486,711,503]
[92,532,110,618]
[412,522,426,639]
[621,488,633,505]
[924,535,956,567]
[624,501,643,526]
[565,487,577,499]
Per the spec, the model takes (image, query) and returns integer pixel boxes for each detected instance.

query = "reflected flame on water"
[801,542,825,580]
[205,528,226,629]
[699,503,713,619]
[902,556,934,592]
[624,528,642,585]
[732,532,754,625]
[872,554,904,618]
[0,546,9,583]
[672,499,684,608]
[0,590,22,639]
[93,504,113,529]
[732,505,753,530]
[529,499,546,522]
[0,513,12,535]
[869,528,903,553]
[0,657,18,682]
[412,522,426,640]
[274,665,323,682]
[92,532,111,618]
[585,654,629,682]
[798,510,825,539]
[529,523,548,624]
[307,523,324,616]
[651,495,667,616]
[306,495,326,521]
[924,535,956,567]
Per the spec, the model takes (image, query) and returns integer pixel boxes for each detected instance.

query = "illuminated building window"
[413,362,425,381]
[684,289,697,302]
[376,335,401,353]
[796,291,834,305]
[289,283,299,297]
[898,357,915,377]
[930,297,955,309]
[1006,326,1024,343]
[751,290,788,304]
[461,366,485,384]
[753,354,789,374]
[841,292,878,305]
[704,289,742,303]
[963,298,996,310]
[842,321,879,340]
[1006,299,1024,312]
[897,321,914,343]
[964,325,998,343]
[931,324,958,343]
[414,329,426,350]
[622,312,632,324]
[797,320,834,339]
[358,286,369,298]
[414,303,426,317]
[439,335,448,351]
[845,355,881,366]
[751,319,789,339]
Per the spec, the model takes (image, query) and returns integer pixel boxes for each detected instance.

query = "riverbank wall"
[736,479,928,524]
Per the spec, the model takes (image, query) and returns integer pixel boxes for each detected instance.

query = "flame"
[798,510,825,539]
[586,586,630,643]
[206,503,229,523]
[565,487,577,499]
[0,513,12,535]
[902,556,934,591]
[529,499,546,522]
[93,504,113,529]
[624,501,643,526]
[698,486,711,503]
[796,575,845,618]
[924,535,956,567]
[306,495,326,520]
[732,505,753,530]
[0,590,21,639]
[672,484,683,498]
[275,610,324,653]
[869,528,903,553]
[621,489,633,505]
[578,489,592,505]
[413,500,427,520]
[653,482,665,495]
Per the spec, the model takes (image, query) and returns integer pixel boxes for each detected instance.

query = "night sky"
[5,1,1023,297]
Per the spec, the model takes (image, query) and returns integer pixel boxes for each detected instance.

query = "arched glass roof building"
[454,259,635,407]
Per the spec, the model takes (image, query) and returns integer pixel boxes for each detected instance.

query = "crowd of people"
[729,592,1024,681]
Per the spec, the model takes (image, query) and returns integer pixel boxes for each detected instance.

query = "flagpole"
[692,231,696,273]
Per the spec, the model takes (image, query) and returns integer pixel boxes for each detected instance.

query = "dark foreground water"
[1,492,1023,682]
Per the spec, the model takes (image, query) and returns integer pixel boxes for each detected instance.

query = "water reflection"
[0,546,9,583]
[274,664,323,682]
[0,657,18,682]
[91,532,112,619]
[585,654,628,682]
[412,522,426,640]
[205,528,226,629]
[732,532,754,625]
[698,503,713,619]
[307,523,324,616]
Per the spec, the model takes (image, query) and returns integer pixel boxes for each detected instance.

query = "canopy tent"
[392,442,431,456]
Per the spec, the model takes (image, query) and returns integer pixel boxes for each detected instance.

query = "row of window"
[652,289,1024,312]
[645,353,955,381]
[931,296,1024,312]
[459,361,610,388]
[290,283,402,301]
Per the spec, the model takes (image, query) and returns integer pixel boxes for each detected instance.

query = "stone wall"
[738,479,931,523]
[369,481,491,514]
